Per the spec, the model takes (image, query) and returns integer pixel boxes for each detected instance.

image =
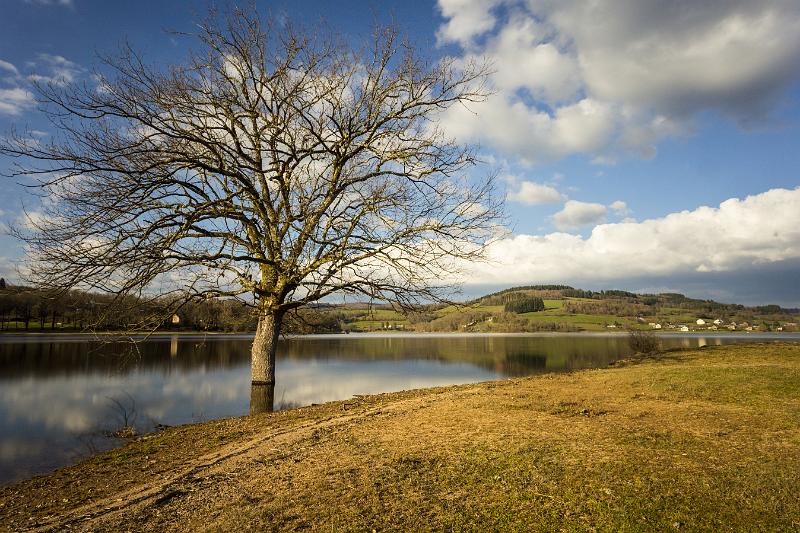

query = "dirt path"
[16,393,432,532]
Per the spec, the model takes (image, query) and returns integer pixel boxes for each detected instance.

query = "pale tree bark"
[1,7,503,411]
[251,310,283,385]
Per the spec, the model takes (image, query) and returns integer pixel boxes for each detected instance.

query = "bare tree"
[1,8,502,389]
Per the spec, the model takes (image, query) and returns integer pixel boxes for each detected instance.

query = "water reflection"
[0,332,796,485]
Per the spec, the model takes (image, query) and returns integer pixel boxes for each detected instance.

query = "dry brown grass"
[1,343,799,532]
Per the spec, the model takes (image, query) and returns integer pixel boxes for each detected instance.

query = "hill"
[0,283,797,334]
[336,285,799,333]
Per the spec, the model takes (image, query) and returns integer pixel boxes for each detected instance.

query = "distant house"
[680,325,690,332]
[171,314,181,325]
[713,319,723,325]
[696,319,706,326]
[653,323,662,329]
[727,324,736,330]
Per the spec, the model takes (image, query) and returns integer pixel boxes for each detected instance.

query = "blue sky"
[1,0,800,305]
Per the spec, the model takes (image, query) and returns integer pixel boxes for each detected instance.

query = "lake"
[1,332,797,485]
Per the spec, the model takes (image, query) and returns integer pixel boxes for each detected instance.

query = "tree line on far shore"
[0,280,343,333]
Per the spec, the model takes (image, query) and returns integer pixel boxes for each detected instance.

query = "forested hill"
[473,285,799,315]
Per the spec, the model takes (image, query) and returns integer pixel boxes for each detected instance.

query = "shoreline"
[1,329,798,339]
[2,342,798,531]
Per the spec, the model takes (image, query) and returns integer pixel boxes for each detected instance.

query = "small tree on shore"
[1,8,501,391]
[626,329,661,354]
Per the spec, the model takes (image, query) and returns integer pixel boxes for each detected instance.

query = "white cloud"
[27,54,82,87]
[24,0,73,6]
[0,87,35,115]
[0,255,15,282]
[465,187,800,284]
[439,95,617,163]
[481,15,581,104]
[0,54,82,116]
[436,0,502,46]
[543,0,800,122]
[552,200,606,230]
[507,180,564,205]
[436,0,800,162]
[0,59,20,77]
[609,200,630,217]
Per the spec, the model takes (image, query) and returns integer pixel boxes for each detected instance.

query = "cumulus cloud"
[552,200,607,230]
[436,0,800,162]
[436,0,503,45]
[507,180,564,205]
[466,187,800,285]
[545,0,800,122]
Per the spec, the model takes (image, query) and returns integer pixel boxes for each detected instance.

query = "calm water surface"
[1,332,797,485]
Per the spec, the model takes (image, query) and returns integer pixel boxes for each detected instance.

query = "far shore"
[1,329,799,339]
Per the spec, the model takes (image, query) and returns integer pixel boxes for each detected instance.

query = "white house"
[680,325,690,332]
[713,319,723,325]
[696,319,706,326]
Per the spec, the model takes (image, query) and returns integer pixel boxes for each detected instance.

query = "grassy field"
[1,342,798,531]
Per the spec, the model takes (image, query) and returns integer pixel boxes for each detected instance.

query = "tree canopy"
[1,8,502,390]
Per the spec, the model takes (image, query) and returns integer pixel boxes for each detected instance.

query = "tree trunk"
[249,382,275,415]
[251,311,283,385]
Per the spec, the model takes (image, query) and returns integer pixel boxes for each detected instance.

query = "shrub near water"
[627,329,661,353]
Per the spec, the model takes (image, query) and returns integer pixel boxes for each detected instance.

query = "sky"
[1,0,799,306]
